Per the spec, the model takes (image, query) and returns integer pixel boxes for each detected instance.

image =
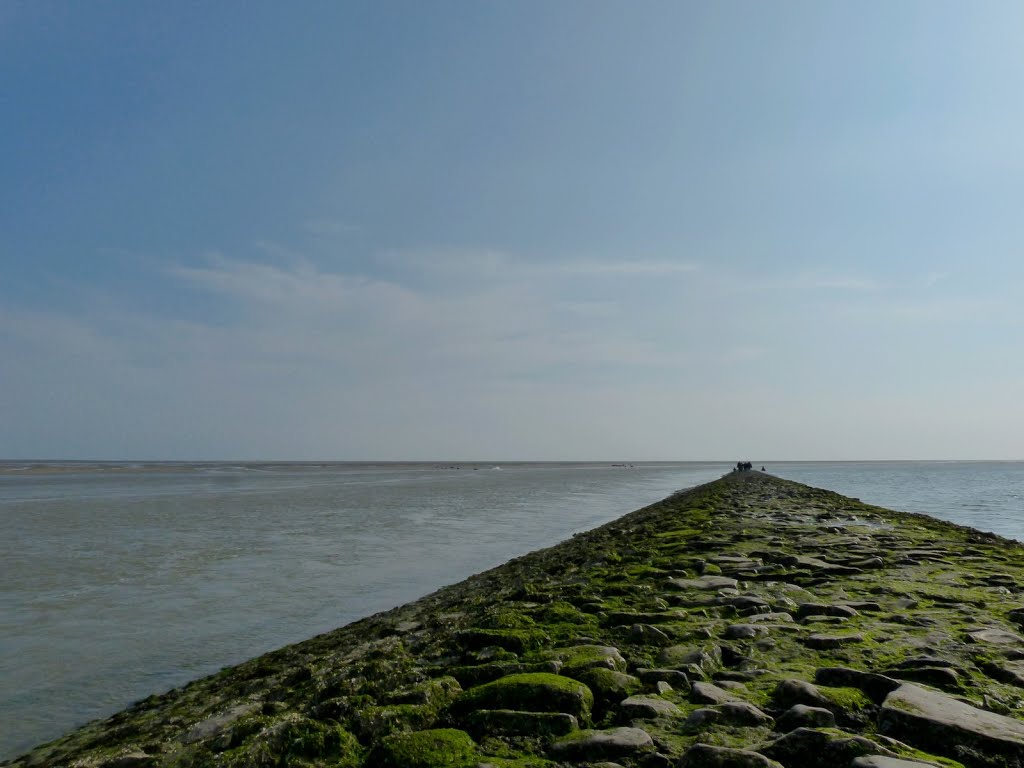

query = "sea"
[2,459,1024,759]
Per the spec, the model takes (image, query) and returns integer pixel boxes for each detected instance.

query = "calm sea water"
[2,460,1024,759]
[0,461,721,759]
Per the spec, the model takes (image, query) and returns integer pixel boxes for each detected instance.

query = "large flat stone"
[550,727,655,760]
[879,683,1024,766]
[682,743,784,768]
[968,628,1024,646]
[668,576,740,591]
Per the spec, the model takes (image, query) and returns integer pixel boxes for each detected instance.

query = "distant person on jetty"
[735,461,753,472]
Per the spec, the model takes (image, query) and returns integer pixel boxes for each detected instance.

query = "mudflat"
[10,471,1024,768]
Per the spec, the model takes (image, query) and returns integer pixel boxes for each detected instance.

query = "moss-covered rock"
[463,709,579,738]
[571,667,643,708]
[455,628,549,655]
[369,728,477,768]
[452,673,594,721]
[546,645,627,676]
[216,714,361,768]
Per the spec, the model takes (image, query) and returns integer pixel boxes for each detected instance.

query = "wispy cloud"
[554,260,700,276]
[375,249,700,280]
[168,254,411,312]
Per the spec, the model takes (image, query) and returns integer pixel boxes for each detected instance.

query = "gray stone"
[774,704,835,732]
[718,701,773,726]
[879,683,1024,765]
[850,758,941,768]
[1007,607,1024,628]
[668,576,740,591]
[659,645,721,672]
[796,602,859,619]
[551,727,655,760]
[686,708,723,728]
[746,612,795,624]
[773,679,832,711]
[618,695,682,719]
[628,623,672,645]
[465,709,579,737]
[968,628,1024,646]
[805,632,864,649]
[841,601,884,612]
[883,665,962,692]
[726,596,772,615]
[759,727,898,768]
[789,556,863,575]
[681,743,784,768]
[691,681,740,705]
[636,668,690,689]
[814,666,901,704]
[800,615,849,625]
[848,556,885,569]
[724,623,764,640]
[983,659,1024,688]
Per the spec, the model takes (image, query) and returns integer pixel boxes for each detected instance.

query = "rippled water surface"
[771,461,1024,541]
[0,461,722,759]
[4,459,1024,759]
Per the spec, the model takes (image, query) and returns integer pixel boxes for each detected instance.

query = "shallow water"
[771,461,1024,541]
[0,461,721,759]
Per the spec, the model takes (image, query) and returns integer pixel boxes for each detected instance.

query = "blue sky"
[3,2,1024,460]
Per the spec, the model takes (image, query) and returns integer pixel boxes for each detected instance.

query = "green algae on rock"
[10,471,1024,768]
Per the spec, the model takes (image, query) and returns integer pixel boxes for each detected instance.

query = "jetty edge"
[11,474,1024,768]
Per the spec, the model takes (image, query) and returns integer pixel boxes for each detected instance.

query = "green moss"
[453,673,593,721]
[354,703,436,740]
[472,758,556,768]
[370,728,477,768]
[218,715,361,768]
[455,628,549,655]
[537,600,584,623]
[545,645,626,676]
[570,667,643,705]
[464,709,578,738]
[480,609,536,630]
[817,685,873,713]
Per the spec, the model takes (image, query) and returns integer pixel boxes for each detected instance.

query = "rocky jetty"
[10,471,1024,768]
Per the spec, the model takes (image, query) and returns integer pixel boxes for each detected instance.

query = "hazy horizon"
[5,3,1024,461]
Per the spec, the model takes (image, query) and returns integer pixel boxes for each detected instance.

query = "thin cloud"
[168,255,397,310]
[555,260,700,276]
[375,249,699,279]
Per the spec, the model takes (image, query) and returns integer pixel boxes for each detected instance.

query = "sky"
[3,2,1024,461]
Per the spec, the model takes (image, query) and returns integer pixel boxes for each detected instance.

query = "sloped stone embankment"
[10,471,1024,768]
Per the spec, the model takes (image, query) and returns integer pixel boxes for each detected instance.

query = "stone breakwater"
[11,472,1024,768]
